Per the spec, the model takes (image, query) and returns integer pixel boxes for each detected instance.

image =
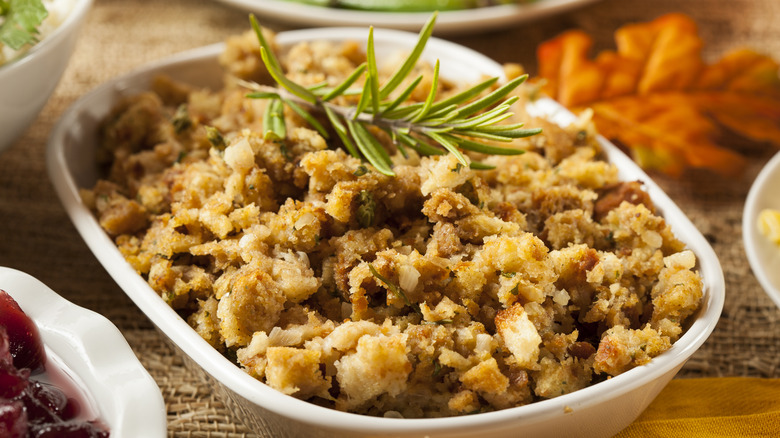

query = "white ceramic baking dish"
[46,27,724,438]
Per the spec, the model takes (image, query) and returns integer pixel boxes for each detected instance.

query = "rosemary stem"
[241,81,428,136]
[239,81,516,147]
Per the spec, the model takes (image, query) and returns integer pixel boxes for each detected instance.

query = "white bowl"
[0,267,166,437]
[0,0,92,155]
[46,28,725,438]
[743,151,780,308]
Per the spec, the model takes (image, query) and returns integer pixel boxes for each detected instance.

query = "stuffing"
[84,28,704,418]
[265,347,330,399]
[496,303,542,368]
[334,333,411,410]
[593,325,671,375]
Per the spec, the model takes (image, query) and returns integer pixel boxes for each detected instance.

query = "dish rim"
[0,266,167,438]
[217,0,600,35]
[46,27,724,434]
[743,150,780,309]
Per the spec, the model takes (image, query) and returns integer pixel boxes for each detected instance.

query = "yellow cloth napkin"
[615,377,780,437]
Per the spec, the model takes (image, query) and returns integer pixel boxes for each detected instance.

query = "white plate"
[0,267,167,438]
[743,151,780,308]
[219,0,600,34]
[47,28,724,438]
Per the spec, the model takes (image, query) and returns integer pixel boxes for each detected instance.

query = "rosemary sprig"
[244,12,540,176]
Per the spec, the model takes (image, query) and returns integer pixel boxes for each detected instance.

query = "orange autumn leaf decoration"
[537,13,780,177]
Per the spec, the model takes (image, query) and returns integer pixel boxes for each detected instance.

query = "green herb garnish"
[0,0,48,51]
[422,319,453,325]
[243,12,539,177]
[205,126,227,150]
[356,190,376,228]
[368,262,417,311]
[171,104,192,134]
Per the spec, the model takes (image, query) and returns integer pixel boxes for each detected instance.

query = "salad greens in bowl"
[0,0,91,155]
[1,0,49,62]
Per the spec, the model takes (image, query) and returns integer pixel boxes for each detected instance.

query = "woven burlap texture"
[0,0,778,436]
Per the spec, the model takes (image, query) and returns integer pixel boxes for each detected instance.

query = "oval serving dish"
[0,267,166,438]
[46,28,724,438]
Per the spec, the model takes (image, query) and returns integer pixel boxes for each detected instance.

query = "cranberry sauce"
[0,291,45,373]
[0,290,110,438]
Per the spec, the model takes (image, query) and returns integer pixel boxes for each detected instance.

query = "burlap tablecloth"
[1,0,778,436]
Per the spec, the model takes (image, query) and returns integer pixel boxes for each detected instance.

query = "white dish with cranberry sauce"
[0,267,166,437]
[46,27,724,437]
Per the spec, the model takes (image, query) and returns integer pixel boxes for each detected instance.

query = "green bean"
[281,0,518,12]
